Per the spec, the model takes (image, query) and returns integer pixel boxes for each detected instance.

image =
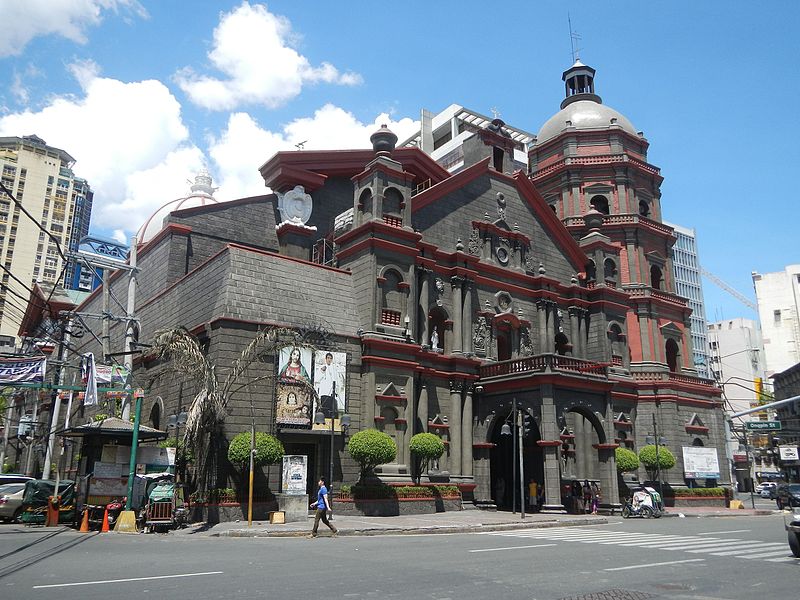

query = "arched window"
[666,338,680,372]
[604,258,617,283]
[359,189,373,220]
[692,438,704,447]
[608,324,625,365]
[149,402,161,430]
[639,200,650,217]
[585,260,596,282]
[650,265,663,290]
[383,187,403,227]
[380,270,404,327]
[590,195,609,215]
[555,332,572,356]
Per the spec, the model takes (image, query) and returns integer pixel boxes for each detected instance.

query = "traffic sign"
[745,421,782,431]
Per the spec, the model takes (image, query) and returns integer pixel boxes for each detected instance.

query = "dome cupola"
[561,59,601,109]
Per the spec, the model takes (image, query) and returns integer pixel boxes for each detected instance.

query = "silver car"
[0,483,26,522]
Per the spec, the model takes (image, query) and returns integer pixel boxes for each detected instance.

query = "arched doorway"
[560,407,606,513]
[489,403,543,511]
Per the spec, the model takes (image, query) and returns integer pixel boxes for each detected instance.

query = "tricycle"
[139,480,189,533]
[622,485,664,518]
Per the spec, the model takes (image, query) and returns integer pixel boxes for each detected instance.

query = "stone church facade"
[73,61,726,511]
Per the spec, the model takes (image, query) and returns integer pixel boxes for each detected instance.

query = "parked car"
[760,482,778,498]
[0,474,33,486]
[784,506,800,557]
[0,483,26,522]
[775,483,800,509]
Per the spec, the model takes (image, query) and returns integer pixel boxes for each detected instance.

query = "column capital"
[449,379,465,394]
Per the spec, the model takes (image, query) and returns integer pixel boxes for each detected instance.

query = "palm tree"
[147,325,314,495]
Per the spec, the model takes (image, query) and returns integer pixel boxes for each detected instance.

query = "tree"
[347,429,396,480]
[227,432,284,469]
[409,432,445,484]
[147,325,306,496]
[638,444,676,480]
[615,447,640,473]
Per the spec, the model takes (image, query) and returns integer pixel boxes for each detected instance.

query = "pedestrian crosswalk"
[479,527,799,564]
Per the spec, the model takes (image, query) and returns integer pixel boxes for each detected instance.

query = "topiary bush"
[409,432,446,484]
[638,444,676,480]
[347,428,397,479]
[615,446,640,473]
[227,431,284,469]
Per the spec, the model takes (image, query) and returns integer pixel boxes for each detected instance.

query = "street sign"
[745,421,782,431]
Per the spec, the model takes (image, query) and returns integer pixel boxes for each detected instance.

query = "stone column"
[417,379,428,434]
[540,384,565,512]
[363,371,376,426]
[403,375,414,470]
[462,280,473,353]
[451,276,463,353]
[449,380,463,476]
[568,307,579,358]
[461,385,474,478]
[419,268,430,345]
[537,299,549,354]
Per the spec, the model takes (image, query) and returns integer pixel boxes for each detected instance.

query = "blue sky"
[0,1,797,322]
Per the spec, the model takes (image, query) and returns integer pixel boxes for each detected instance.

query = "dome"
[536,99,638,146]
[137,169,219,244]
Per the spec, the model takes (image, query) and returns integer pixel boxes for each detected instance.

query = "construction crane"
[700,267,757,311]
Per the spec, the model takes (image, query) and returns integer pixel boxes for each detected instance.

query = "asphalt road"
[1,514,796,600]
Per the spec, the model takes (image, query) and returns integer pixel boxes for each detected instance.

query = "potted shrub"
[638,444,676,482]
[410,432,445,485]
[347,429,396,482]
[615,446,640,473]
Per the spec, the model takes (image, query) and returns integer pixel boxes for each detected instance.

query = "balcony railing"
[631,371,717,388]
[480,353,608,379]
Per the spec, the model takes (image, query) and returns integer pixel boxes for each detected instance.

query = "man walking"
[309,476,338,538]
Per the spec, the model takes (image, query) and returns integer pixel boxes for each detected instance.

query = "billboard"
[682,446,721,479]
[0,356,46,383]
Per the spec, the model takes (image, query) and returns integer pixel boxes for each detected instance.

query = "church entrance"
[489,402,543,511]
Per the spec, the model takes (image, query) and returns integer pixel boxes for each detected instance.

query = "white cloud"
[176,2,361,111]
[0,0,147,57]
[0,64,199,236]
[208,104,420,200]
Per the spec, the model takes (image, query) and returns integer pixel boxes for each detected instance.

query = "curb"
[212,517,608,538]
[661,509,775,518]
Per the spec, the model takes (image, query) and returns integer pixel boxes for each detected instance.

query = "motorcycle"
[85,497,125,529]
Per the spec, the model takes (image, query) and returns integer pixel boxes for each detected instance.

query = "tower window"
[589,195,609,215]
[639,200,650,217]
[774,310,781,325]
[650,265,663,290]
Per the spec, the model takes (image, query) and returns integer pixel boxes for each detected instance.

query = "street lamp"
[500,397,526,519]
[167,410,187,482]
[314,406,350,501]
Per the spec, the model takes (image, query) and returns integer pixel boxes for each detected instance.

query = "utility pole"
[43,318,72,477]
[24,393,39,476]
[121,237,137,421]
[518,406,525,519]
[0,393,16,470]
[102,268,111,364]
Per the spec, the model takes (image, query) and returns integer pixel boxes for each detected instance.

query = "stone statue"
[430,329,439,350]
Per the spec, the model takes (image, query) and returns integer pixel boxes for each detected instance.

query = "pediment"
[659,321,683,338]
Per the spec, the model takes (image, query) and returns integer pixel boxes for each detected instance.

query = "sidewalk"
[178,504,777,538]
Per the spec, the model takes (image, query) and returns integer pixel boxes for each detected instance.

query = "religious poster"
[312,350,347,431]
[275,382,313,427]
[278,346,313,385]
[282,455,308,495]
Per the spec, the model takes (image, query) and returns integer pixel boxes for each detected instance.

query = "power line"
[0,181,66,260]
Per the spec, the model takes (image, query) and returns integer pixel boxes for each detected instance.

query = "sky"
[0,0,797,323]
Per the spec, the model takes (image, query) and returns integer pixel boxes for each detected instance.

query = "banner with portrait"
[278,346,313,385]
[275,382,313,427]
[312,350,347,431]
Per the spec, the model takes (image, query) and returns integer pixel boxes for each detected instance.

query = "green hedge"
[347,429,397,476]
[615,447,640,472]
[670,487,726,497]
[227,431,284,468]
[338,483,460,500]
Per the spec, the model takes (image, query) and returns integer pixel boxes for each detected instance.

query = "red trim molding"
[537,440,563,447]
[593,443,620,450]
[375,395,406,404]
[473,442,496,449]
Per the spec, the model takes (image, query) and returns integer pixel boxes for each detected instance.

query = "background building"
[63,178,94,290]
[665,222,710,378]
[753,265,800,376]
[0,135,91,347]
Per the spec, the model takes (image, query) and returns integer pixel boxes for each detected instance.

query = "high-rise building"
[64,177,93,290]
[0,135,91,346]
[752,265,800,376]
[665,222,710,378]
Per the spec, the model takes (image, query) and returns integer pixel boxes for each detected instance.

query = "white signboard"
[281,455,307,495]
[779,446,799,461]
[682,446,721,479]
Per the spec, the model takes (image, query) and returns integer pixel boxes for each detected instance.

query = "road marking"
[604,559,705,571]
[697,529,750,535]
[469,543,556,553]
[33,571,224,589]
[708,544,787,556]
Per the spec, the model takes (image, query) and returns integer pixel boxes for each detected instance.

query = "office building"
[752,265,800,376]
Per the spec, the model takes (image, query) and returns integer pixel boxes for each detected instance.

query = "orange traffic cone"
[79,510,89,533]
[101,508,110,533]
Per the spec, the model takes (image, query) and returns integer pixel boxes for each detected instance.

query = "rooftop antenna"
[294,140,307,150]
[490,107,501,119]
[568,14,582,62]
